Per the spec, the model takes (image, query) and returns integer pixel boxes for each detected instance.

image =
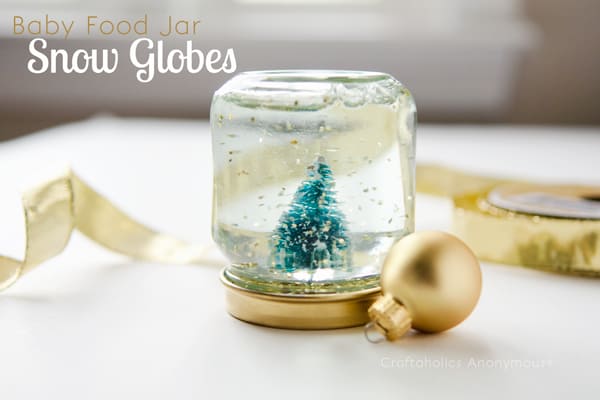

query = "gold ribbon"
[418,164,600,276]
[0,168,222,292]
[2,164,598,292]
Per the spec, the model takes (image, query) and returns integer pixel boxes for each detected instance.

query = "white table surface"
[1,117,599,399]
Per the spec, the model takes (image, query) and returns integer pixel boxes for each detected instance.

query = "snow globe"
[211,70,416,328]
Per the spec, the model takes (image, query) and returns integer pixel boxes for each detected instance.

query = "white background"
[1,118,599,399]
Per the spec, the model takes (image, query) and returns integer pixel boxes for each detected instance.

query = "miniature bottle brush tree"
[271,157,351,272]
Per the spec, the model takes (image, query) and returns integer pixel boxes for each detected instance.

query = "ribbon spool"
[418,165,600,276]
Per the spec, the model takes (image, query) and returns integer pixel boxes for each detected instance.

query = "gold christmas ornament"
[365,231,482,342]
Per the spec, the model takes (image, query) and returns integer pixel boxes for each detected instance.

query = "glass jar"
[211,70,416,298]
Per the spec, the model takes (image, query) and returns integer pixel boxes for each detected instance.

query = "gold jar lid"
[221,269,381,329]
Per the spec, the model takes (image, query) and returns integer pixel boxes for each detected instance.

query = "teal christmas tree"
[271,156,351,271]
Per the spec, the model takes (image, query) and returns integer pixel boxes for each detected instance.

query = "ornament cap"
[367,293,412,341]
